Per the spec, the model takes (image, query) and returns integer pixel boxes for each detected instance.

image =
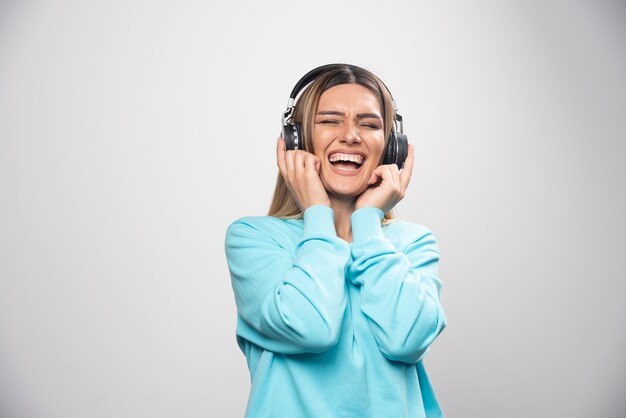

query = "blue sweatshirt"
[224,205,447,418]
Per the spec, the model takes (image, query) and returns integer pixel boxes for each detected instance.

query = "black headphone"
[281,63,409,168]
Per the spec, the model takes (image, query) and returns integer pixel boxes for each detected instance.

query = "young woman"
[225,64,447,418]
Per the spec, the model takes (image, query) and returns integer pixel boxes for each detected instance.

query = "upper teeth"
[329,153,364,164]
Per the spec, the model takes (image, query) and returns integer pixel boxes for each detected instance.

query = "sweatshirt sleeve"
[347,207,447,364]
[225,205,350,355]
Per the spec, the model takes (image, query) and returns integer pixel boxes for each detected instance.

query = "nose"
[340,121,361,144]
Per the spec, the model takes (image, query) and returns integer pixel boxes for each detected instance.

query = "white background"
[1,0,625,417]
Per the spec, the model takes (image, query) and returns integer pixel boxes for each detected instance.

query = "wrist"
[351,207,385,241]
[303,205,336,238]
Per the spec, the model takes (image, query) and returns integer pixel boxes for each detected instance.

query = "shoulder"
[225,215,303,250]
[227,214,288,233]
[383,219,439,253]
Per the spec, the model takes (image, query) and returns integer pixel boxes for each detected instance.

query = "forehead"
[316,84,382,115]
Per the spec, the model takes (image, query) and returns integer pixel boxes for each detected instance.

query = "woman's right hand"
[276,137,331,211]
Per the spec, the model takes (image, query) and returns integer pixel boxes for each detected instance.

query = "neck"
[329,195,357,243]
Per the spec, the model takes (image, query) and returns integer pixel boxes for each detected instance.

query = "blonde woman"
[225,64,447,418]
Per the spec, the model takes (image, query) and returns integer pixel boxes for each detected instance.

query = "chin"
[324,179,368,199]
[320,160,376,196]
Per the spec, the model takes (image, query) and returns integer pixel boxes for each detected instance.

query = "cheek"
[372,137,387,164]
[311,127,331,153]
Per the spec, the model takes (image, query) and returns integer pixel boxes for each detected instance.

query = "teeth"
[328,153,364,165]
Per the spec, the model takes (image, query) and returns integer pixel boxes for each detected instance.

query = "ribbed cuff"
[303,205,336,238]
[351,207,384,241]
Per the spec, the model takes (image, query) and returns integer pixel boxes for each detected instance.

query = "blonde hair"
[268,64,399,225]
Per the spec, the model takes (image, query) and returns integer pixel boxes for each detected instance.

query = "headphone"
[281,63,409,168]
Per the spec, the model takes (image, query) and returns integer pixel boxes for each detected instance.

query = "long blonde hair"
[269,64,399,224]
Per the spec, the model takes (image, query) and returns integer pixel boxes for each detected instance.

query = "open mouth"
[327,152,365,175]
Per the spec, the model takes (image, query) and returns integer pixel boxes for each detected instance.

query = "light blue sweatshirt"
[224,205,447,418]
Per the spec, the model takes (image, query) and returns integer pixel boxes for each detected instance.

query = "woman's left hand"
[355,144,414,213]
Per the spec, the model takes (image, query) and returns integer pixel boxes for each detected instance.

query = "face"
[312,83,386,200]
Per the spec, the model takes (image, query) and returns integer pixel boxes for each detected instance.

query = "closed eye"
[316,120,381,129]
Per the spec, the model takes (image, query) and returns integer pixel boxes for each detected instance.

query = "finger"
[400,143,415,190]
[293,151,305,182]
[388,163,401,185]
[285,149,296,183]
[276,137,287,178]
[314,155,321,173]
[305,153,319,176]
[376,165,393,184]
[368,166,383,185]
[295,151,307,173]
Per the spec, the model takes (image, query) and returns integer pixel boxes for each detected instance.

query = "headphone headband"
[287,63,398,113]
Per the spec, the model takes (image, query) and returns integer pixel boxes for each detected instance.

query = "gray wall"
[1,1,624,417]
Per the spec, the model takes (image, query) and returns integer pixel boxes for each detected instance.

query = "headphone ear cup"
[383,131,409,168]
[282,123,302,151]
[395,132,409,169]
[383,132,398,166]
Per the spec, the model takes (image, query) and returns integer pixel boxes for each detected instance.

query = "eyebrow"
[316,110,382,121]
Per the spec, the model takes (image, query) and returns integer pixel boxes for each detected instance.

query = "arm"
[348,207,447,364]
[225,205,350,355]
